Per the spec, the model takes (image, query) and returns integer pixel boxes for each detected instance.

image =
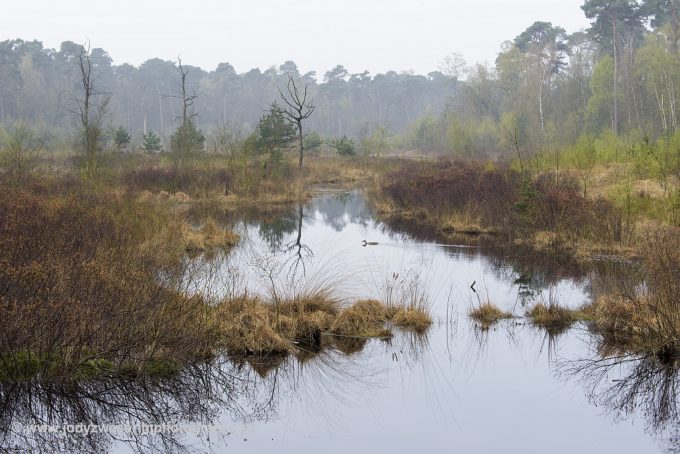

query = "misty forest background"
[2,0,680,158]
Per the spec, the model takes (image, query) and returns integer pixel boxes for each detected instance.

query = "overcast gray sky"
[3,0,590,76]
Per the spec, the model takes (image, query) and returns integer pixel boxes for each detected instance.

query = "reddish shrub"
[382,159,520,226]
[123,166,230,195]
[0,188,211,380]
[381,162,623,242]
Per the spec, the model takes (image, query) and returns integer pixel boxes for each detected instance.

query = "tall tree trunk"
[142,92,147,135]
[538,80,545,132]
[297,121,304,168]
[158,89,164,135]
[672,11,679,54]
[612,16,619,134]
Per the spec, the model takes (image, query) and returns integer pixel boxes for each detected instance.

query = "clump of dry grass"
[583,231,680,361]
[212,293,341,356]
[527,303,589,329]
[183,218,240,253]
[391,307,433,333]
[586,294,644,356]
[330,300,392,338]
[469,303,512,325]
[440,206,496,236]
[589,295,639,336]
[214,295,429,357]
[174,191,191,203]
[378,269,433,333]
[213,297,294,355]
[587,292,680,361]
[277,295,338,343]
[210,258,435,359]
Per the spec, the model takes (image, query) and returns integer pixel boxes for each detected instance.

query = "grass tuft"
[390,307,433,333]
[330,300,392,338]
[469,303,512,325]
[213,297,295,355]
[527,303,590,329]
[183,218,240,254]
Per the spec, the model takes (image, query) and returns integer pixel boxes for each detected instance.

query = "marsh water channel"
[2,191,679,453]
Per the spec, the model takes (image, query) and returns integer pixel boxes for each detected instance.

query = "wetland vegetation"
[7,0,680,452]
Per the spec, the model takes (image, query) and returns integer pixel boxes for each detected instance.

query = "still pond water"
[4,191,678,453]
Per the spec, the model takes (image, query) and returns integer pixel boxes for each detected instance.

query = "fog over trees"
[0,40,453,148]
[2,0,680,157]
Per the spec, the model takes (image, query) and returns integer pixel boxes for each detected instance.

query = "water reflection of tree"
[312,191,371,232]
[283,203,313,280]
[561,354,680,452]
[0,360,251,453]
[246,192,372,253]
[257,211,299,252]
[239,202,311,266]
[228,334,433,434]
[0,329,434,453]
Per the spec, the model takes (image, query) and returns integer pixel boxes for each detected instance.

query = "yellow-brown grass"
[391,307,433,333]
[584,231,680,361]
[469,303,512,325]
[183,218,240,253]
[440,206,496,236]
[587,294,679,360]
[590,295,638,335]
[330,300,392,338]
[277,296,338,341]
[527,303,590,328]
[330,336,369,355]
[213,297,294,355]
[213,296,432,357]
[586,295,643,356]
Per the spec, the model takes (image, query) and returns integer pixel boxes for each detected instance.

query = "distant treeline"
[3,1,680,156]
[0,40,453,147]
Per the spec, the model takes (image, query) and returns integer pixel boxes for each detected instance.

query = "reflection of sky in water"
[172,191,664,454]
[193,191,589,310]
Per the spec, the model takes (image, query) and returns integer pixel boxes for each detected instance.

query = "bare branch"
[275,74,316,168]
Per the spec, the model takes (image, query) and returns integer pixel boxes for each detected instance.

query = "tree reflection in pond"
[0,360,245,452]
[283,203,313,281]
[561,353,680,452]
[0,328,433,453]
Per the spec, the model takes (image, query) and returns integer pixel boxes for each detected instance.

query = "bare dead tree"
[165,57,201,156]
[277,74,315,169]
[176,58,198,132]
[74,44,110,178]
